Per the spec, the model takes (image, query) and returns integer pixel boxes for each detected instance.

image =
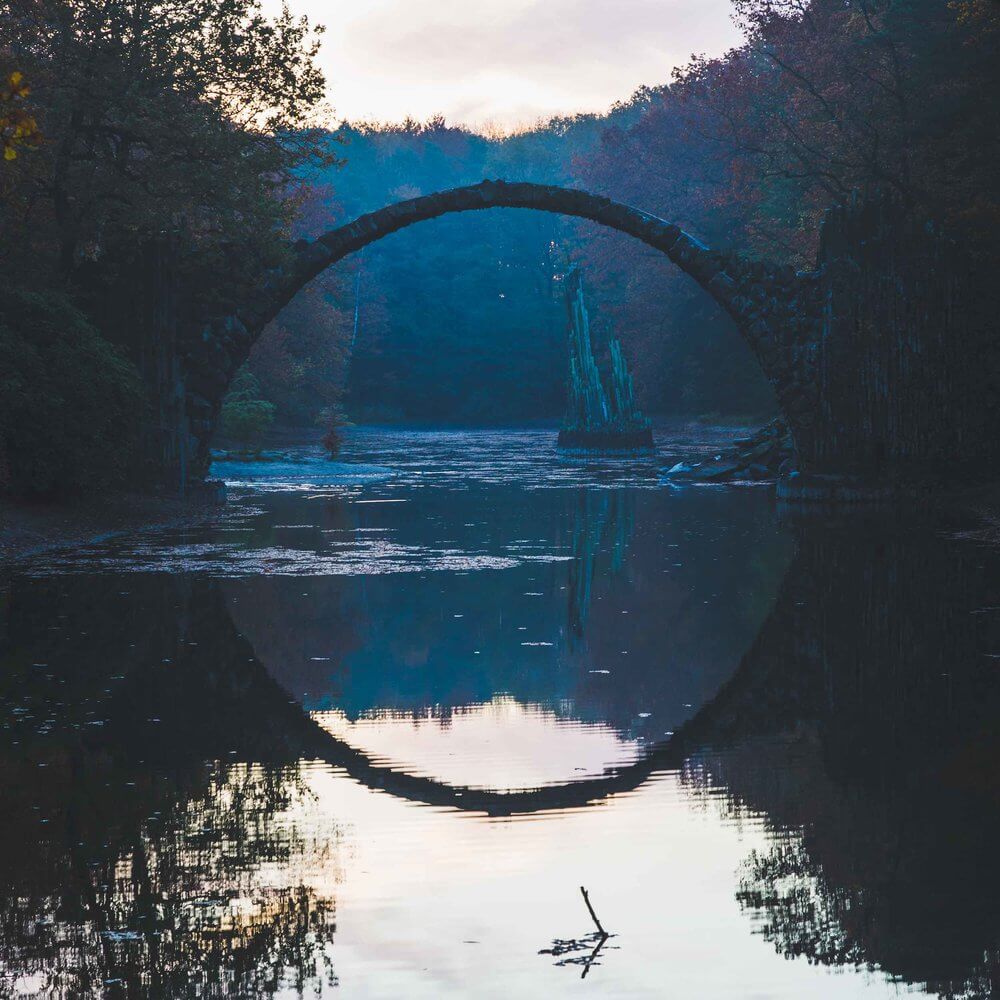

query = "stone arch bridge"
[164,180,992,489]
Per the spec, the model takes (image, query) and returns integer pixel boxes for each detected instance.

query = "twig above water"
[541,886,616,979]
[580,885,606,937]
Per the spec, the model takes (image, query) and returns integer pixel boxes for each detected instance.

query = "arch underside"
[236,181,811,452]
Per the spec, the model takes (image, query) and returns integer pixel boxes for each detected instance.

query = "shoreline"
[0,491,223,565]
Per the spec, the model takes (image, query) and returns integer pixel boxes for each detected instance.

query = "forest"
[1,0,998,492]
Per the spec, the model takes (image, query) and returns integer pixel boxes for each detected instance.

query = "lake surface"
[2,426,1000,998]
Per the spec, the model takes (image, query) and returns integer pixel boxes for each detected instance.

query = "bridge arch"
[193,180,818,473]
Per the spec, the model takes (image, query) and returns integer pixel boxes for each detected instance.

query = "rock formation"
[557,268,653,450]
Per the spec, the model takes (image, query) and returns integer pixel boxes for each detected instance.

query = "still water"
[2,427,999,998]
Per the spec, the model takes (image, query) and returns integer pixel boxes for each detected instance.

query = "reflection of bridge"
[6,575,743,816]
[155,576,805,817]
[9,518,997,826]
[301,720,679,816]
[212,619,710,816]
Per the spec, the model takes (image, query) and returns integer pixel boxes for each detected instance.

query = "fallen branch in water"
[540,886,616,979]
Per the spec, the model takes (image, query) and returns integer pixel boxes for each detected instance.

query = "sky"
[264,0,744,131]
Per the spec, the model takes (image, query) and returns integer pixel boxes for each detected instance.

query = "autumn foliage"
[0,70,39,161]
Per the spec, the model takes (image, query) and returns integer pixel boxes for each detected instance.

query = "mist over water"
[2,427,998,998]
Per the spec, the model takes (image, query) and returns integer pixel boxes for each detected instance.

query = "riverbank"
[0,491,222,564]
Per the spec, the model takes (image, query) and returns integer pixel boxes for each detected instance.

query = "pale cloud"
[264,0,743,129]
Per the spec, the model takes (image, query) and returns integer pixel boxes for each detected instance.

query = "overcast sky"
[264,0,743,131]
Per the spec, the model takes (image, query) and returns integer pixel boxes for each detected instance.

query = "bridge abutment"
[805,195,997,486]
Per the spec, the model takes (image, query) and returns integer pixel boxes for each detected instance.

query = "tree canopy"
[0,0,331,281]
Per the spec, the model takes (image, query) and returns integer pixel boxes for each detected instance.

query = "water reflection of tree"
[0,576,341,998]
[736,838,867,969]
[1,764,339,999]
[677,515,1000,998]
[567,489,634,639]
[732,793,1000,998]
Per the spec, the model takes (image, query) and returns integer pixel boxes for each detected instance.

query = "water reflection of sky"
[314,697,646,790]
[290,760,907,1000]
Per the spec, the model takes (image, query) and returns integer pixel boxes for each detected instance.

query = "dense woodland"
[1,0,997,492]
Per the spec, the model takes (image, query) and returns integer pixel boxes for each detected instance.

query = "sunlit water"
[2,426,1000,998]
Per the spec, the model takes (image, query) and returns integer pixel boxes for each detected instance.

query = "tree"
[705,0,1000,251]
[564,0,999,422]
[0,0,333,283]
[0,0,335,493]
[0,287,143,496]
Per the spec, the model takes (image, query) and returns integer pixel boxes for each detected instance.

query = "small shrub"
[317,406,346,456]
[220,370,275,451]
